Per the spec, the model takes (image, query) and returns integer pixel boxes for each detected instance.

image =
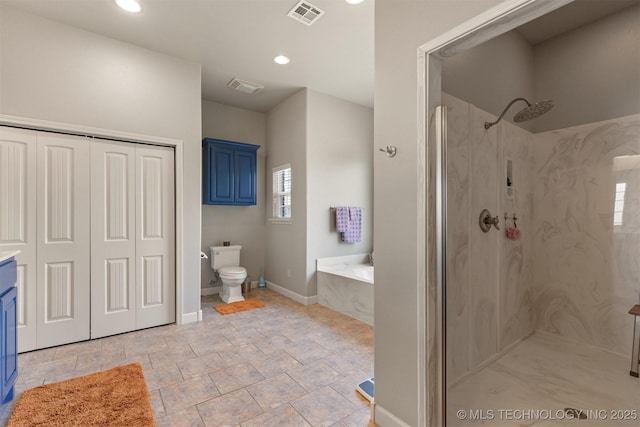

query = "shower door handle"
[479,209,500,232]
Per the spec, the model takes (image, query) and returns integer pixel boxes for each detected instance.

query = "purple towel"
[341,207,362,243]
[335,207,349,232]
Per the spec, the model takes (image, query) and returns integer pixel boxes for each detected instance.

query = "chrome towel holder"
[379,146,397,157]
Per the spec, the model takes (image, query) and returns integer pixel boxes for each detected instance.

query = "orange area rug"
[8,362,155,427]
[214,299,265,315]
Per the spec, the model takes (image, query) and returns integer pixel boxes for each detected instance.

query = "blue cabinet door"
[235,150,257,205]
[202,138,259,206]
[0,286,17,404]
[210,144,235,204]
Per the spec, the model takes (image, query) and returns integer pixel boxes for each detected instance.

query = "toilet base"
[220,285,245,304]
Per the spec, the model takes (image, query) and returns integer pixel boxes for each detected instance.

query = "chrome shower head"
[484,97,554,129]
[513,100,554,122]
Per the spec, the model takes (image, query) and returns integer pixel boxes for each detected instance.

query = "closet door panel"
[0,127,37,352]
[90,141,136,338]
[136,146,175,328]
[36,133,90,348]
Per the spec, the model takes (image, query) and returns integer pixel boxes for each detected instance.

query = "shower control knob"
[479,209,500,232]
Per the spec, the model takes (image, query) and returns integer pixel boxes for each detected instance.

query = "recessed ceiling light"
[274,55,291,65]
[115,0,142,13]
[345,0,365,4]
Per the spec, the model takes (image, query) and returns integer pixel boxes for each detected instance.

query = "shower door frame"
[417,1,574,425]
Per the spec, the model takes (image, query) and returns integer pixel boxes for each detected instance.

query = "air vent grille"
[227,78,264,94]
[287,0,324,26]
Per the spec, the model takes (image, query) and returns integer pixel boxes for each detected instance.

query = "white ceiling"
[1,0,636,113]
[0,0,374,113]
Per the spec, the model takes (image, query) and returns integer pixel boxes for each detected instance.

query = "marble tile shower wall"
[444,93,534,384]
[533,114,640,356]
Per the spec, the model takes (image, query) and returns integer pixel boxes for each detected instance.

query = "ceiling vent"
[227,78,264,94]
[287,0,324,26]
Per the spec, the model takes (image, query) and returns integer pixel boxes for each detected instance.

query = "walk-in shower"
[438,2,640,425]
[483,97,554,129]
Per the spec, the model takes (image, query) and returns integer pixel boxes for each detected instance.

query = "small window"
[273,164,292,219]
[613,182,626,226]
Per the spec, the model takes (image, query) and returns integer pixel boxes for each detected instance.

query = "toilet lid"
[219,266,246,275]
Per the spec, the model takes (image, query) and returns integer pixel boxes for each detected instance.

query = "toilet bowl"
[210,245,247,303]
[218,266,247,303]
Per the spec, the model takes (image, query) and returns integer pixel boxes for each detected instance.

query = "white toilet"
[210,245,247,303]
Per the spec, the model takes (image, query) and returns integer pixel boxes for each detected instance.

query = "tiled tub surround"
[444,93,535,384]
[0,290,374,426]
[533,114,640,356]
[317,255,374,326]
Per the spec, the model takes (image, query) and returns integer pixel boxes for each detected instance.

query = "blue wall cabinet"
[203,138,260,205]
[0,258,17,404]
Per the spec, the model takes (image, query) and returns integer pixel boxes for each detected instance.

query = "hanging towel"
[341,207,362,243]
[335,206,350,233]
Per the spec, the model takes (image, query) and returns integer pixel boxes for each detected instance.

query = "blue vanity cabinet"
[0,257,17,404]
[203,138,260,205]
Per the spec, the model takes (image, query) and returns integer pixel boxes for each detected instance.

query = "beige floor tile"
[330,407,372,427]
[178,352,226,379]
[124,337,169,357]
[284,341,333,365]
[209,363,265,394]
[288,361,344,392]
[217,343,265,367]
[75,346,126,371]
[10,290,374,427]
[251,350,302,378]
[149,343,198,369]
[52,340,102,360]
[188,335,234,356]
[242,403,312,427]
[246,373,306,411]
[196,388,263,427]
[143,363,185,391]
[156,405,205,427]
[17,348,56,369]
[160,376,220,414]
[150,389,166,418]
[291,386,360,427]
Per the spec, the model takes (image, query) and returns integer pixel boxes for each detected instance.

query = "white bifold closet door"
[36,132,91,349]
[1,125,175,352]
[91,141,175,338]
[0,127,37,352]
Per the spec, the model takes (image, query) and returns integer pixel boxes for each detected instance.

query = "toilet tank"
[210,245,242,270]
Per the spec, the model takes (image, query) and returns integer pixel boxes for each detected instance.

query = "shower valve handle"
[479,209,500,232]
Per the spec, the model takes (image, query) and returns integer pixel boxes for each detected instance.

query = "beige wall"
[201,101,266,291]
[374,1,502,425]
[306,90,374,296]
[0,5,203,318]
[442,4,640,134]
[443,30,535,131]
[265,90,308,297]
[265,89,373,300]
[533,4,640,132]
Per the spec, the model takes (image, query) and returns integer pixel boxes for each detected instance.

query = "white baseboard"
[181,310,201,324]
[374,404,411,427]
[266,281,318,306]
[201,286,221,296]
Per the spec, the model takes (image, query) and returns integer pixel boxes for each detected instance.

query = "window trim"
[272,163,292,222]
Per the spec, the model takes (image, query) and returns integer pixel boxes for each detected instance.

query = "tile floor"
[447,331,640,426]
[0,289,376,426]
